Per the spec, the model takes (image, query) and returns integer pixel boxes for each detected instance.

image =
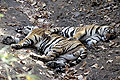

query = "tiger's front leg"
[85,36,101,49]
[2,36,22,45]
[11,35,37,49]
[11,40,32,49]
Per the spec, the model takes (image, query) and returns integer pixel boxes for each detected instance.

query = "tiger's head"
[100,26,116,41]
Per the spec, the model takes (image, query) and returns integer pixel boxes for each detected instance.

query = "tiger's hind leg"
[31,44,64,62]
[69,49,87,66]
[34,47,63,62]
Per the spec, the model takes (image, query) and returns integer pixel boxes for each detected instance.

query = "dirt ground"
[0,0,120,80]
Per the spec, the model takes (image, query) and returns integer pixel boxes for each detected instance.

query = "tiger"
[50,24,116,48]
[4,28,87,71]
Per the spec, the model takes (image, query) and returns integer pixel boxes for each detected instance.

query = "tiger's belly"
[60,54,77,61]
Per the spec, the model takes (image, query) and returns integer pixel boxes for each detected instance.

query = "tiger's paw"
[11,44,22,49]
[87,45,97,51]
[46,61,65,69]
[2,36,16,45]
[47,61,66,73]
[69,57,82,67]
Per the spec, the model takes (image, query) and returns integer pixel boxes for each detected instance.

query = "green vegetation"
[0,52,40,80]
[0,13,4,17]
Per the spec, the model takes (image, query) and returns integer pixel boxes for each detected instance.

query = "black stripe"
[34,35,38,43]
[39,37,41,42]
[47,39,64,49]
[52,50,61,53]
[29,39,34,45]
[70,29,75,37]
[52,50,61,56]
[26,38,34,45]
[67,44,82,53]
[40,38,50,50]
[86,37,98,43]
[101,27,107,37]
[25,38,31,44]
[87,27,91,34]
[67,28,70,37]
[91,37,99,41]
[95,35,102,40]
[65,28,69,38]
[79,28,87,40]
[99,27,103,37]
[90,25,95,36]
[95,26,100,34]
[43,37,62,52]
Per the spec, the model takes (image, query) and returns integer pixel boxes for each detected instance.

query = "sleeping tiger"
[50,24,116,48]
[3,28,87,71]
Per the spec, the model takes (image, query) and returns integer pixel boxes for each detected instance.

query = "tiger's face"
[102,26,116,41]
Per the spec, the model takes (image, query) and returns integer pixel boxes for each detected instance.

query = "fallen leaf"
[99,45,107,50]
[84,69,90,75]
[77,75,83,80]
[91,63,99,69]
[106,60,113,63]
[48,70,54,75]
[26,50,31,53]
[79,61,87,70]
[115,56,120,61]
[100,66,104,70]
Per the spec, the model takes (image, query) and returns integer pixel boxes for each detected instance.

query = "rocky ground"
[0,0,120,80]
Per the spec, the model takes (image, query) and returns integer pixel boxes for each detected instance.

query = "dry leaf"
[48,70,54,75]
[77,75,83,80]
[100,66,104,70]
[106,60,113,63]
[115,56,120,61]
[91,63,98,69]
[84,69,90,75]
[79,61,87,70]
[26,50,31,53]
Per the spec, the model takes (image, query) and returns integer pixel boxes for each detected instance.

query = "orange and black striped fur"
[50,25,116,47]
[10,28,87,69]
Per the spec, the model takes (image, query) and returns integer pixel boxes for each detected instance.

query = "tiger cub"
[10,28,87,70]
[50,25,116,47]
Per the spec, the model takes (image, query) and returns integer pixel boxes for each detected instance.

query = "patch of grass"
[0,13,4,17]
